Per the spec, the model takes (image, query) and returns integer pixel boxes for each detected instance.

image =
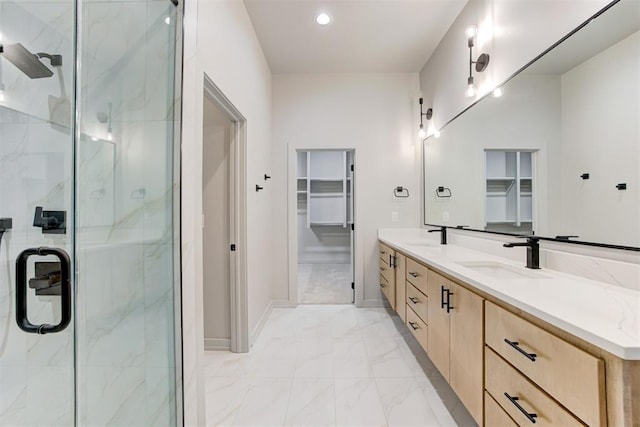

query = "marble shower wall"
[0,0,180,426]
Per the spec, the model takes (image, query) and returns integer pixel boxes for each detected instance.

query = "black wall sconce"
[418,98,433,139]
[256,185,264,192]
[264,174,271,181]
[616,183,627,190]
[580,173,590,180]
[465,26,490,98]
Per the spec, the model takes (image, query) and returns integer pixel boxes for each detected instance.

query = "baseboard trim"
[250,300,299,347]
[272,300,298,308]
[250,301,274,346]
[204,338,231,351]
[359,299,384,308]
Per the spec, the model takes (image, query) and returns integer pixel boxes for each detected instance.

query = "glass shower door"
[1,0,182,425]
[0,0,77,425]
[75,0,181,425]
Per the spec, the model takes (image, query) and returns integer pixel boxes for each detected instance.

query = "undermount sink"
[456,261,549,280]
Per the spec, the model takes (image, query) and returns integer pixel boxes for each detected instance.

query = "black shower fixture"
[0,43,62,79]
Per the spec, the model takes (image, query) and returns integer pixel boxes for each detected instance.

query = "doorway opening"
[202,76,248,353]
[296,150,355,304]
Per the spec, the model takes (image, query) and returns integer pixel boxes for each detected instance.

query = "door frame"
[287,146,361,306]
[203,75,248,352]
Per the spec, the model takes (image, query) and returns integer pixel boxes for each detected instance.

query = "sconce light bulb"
[465,25,478,38]
[465,84,477,98]
[492,87,503,98]
[434,130,441,139]
[418,126,426,139]
[165,16,171,25]
[106,131,113,141]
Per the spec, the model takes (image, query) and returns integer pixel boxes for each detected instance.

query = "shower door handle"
[16,247,72,334]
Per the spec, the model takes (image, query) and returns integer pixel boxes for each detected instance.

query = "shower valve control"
[33,206,66,234]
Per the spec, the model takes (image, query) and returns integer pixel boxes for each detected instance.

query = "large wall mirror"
[423,0,639,249]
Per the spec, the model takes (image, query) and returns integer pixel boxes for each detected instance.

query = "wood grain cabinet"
[485,301,606,426]
[427,269,485,425]
[394,252,406,321]
[378,242,396,308]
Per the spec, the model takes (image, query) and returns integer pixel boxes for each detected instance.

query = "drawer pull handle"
[381,267,386,271]
[408,297,419,304]
[408,322,419,330]
[504,393,538,424]
[408,272,420,278]
[380,283,386,288]
[504,339,537,361]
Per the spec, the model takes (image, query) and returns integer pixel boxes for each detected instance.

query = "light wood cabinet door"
[405,257,429,295]
[449,282,484,426]
[485,391,517,427]
[426,269,450,381]
[486,347,584,427]
[379,273,395,308]
[406,283,428,323]
[485,302,605,426]
[406,306,428,352]
[394,253,406,321]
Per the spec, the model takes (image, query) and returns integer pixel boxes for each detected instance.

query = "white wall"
[557,32,640,246]
[419,0,610,133]
[272,73,421,305]
[181,1,273,425]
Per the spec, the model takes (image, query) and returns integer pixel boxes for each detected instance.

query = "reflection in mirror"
[424,0,640,248]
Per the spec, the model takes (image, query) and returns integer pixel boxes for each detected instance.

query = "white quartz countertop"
[378,228,640,360]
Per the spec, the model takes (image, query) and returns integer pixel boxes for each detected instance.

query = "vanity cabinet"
[426,269,484,424]
[394,252,406,321]
[485,301,606,426]
[378,242,396,308]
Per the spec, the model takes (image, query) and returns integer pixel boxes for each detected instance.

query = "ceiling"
[243,0,468,74]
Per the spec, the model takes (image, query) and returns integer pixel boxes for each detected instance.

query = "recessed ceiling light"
[316,13,331,26]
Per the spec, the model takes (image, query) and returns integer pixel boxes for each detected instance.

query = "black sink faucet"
[503,236,540,269]
[428,226,447,245]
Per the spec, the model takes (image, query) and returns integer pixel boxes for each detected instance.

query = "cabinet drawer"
[406,306,428,352]
[486,347,583,426]
[485,302,605,426]
[405,258,429,294]
[485,391,517,427]
[379,242,394,262]
[380,273,395,307]
[379,257,393,283]
[406,283,428,323]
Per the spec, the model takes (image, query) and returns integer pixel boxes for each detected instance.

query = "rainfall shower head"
[0,43,62,79]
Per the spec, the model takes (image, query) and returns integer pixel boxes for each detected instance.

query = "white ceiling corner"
[243,0,468,74]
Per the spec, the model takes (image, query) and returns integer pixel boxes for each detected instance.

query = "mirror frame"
[422,0,640,252]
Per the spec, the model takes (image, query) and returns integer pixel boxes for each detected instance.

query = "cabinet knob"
[408,322,419,331]
[408,297,419,304]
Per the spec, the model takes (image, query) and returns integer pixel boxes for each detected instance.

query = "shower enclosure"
[0,0,183,425]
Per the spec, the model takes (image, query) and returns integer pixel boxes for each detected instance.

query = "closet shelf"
[309,192,343,197]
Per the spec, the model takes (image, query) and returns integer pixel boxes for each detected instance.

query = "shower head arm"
[36,53,62,67]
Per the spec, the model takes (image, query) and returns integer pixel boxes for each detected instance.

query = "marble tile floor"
[297,263,353,304]
[204,304,476,426]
